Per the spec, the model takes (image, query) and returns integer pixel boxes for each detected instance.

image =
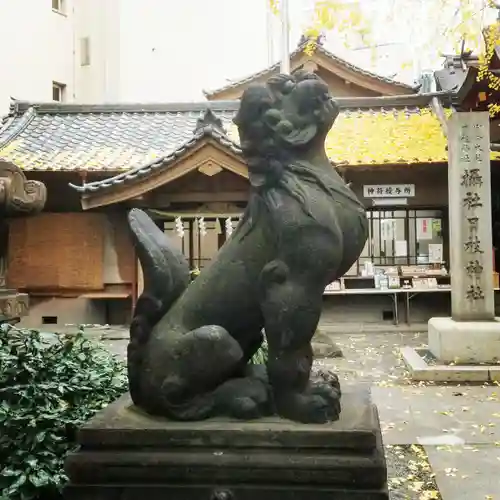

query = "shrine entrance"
[148,206,244,271]
[74,138,251,303]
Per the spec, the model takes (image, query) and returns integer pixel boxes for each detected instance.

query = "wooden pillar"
[131,255,138,320]
[188,219,195,269]
[197,219,202,268]
[218,218,227,249]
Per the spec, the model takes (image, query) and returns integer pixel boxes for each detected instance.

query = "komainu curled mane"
[128,71,368,424]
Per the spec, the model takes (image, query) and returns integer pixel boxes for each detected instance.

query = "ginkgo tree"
[270,0,500,93]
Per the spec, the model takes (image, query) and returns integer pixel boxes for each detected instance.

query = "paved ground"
[73,322,500,500]
[319,331,500,499]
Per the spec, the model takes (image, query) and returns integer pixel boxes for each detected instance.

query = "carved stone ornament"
[126,71,368,424]
[0,161,46,322]
[0,293,29,318]
[0,160,47,217]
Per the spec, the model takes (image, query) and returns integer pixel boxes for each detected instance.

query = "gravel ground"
[386,445,441,500]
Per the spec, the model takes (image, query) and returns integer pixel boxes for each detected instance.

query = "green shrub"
[250,338,268,365]
[0,325,127,500]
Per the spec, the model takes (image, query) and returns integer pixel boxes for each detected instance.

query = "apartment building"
[0,0,121,113]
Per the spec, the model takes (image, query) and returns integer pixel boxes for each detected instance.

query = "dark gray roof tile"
[70,124,242,194]
[0,101,240,171]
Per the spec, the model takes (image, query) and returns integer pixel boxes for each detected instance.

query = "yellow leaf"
[420,490,440,500]
[268,0,279,16]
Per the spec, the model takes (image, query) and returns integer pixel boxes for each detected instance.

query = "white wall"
[0,0,76,113]
[73,0,121,102]
[0,0,124,114]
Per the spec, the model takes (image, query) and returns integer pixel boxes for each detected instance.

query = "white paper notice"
[381,219,396,241]
[428,243,443,263]
[417,218,433,240]
[395,240,407,257]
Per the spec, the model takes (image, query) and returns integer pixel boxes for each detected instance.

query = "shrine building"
[1,37,499,329]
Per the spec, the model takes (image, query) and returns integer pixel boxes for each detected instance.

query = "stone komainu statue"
[127,71,368,424]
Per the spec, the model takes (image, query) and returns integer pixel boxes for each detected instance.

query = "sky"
[118,0,274,101]
[117,0,497,102]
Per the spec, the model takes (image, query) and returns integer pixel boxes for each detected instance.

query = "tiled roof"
[203,41,418,98]
[72,116,241,193]
[324,107,448,165]
[0,101,240,172]
[74,105,449,196]
[0,93,465,179]
[70,94,461,196]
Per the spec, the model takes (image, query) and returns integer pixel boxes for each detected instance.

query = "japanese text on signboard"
[363,184,415,198]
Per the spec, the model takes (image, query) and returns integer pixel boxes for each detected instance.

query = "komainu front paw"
[311,366,341,394]
[309,382,341,421]
[276,385,341,424]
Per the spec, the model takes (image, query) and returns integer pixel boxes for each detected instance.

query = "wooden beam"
[143,191,249,206]
[26,283,132,298]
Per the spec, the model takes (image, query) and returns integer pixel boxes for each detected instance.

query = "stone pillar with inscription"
[429,112,500,363]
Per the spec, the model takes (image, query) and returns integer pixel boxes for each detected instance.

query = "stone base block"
[428,317,500,364]
[400,346,494,382]
[64,387,388,500]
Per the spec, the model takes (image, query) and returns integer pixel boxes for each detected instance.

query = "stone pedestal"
[428,316,500,363]
[64,387,388,500]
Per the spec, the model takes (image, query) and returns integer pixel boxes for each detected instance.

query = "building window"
[359,208,445,268]
[52,82,66,102]
[80,37,91,66]
[52,0,65,14]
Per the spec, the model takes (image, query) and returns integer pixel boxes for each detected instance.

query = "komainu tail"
[127,208,190,405]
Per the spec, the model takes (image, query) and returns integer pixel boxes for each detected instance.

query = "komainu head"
[233,71,339,187]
